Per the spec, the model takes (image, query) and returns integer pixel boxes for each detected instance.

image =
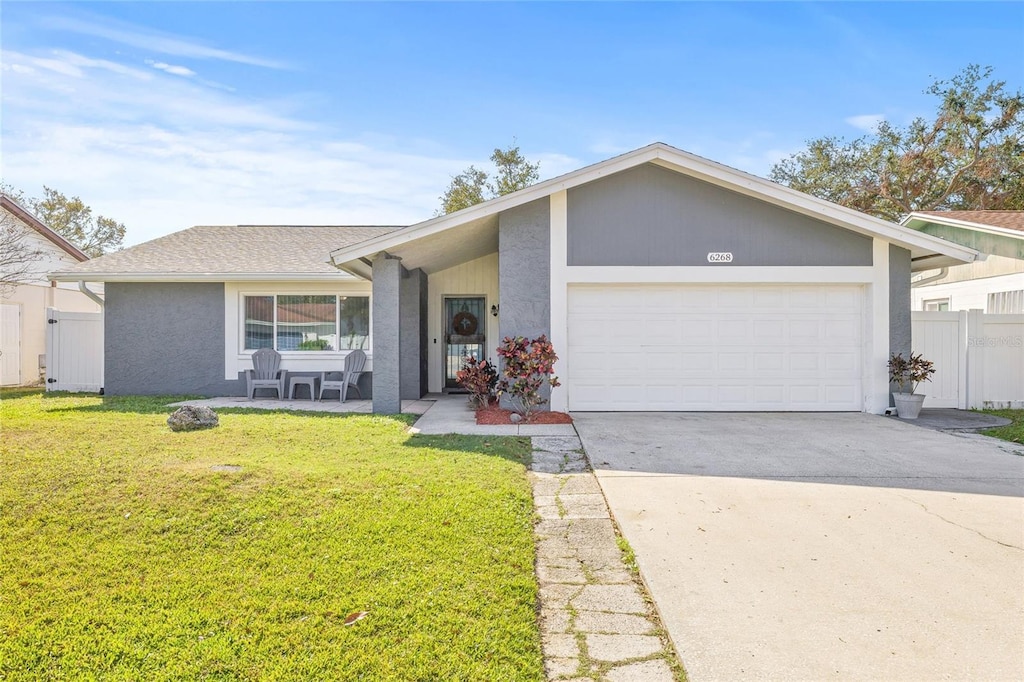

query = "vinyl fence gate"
[911,310,1024,410]
[45,307,104,393]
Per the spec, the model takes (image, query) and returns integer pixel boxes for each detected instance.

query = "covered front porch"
[334,198,551,414]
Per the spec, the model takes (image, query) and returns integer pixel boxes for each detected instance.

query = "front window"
[243,294,369,351]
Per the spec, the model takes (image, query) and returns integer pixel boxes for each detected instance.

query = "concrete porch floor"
[169,396,436,415]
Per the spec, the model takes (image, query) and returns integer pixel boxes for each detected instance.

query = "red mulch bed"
[475,405,574,425]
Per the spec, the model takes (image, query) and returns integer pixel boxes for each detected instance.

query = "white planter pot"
[892,392,926,420]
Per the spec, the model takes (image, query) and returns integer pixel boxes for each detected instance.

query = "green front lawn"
[981,409,1024,446]
[0,390,542,680]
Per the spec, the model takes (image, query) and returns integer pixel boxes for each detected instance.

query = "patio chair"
[246,348,287,399]
[319,349,366,402]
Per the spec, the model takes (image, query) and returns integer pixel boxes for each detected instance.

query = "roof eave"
[1,195,90,261]
[49,271,369,283]
[903,213,1024,240]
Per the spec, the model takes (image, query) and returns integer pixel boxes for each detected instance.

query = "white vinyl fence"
[45,307,104,393]
[912,310,1024,409]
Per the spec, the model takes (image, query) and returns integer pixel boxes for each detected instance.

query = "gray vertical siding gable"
[567,163,873,266]
[105,282,244,396]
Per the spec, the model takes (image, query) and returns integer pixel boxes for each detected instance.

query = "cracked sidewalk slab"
[529,434,681,681]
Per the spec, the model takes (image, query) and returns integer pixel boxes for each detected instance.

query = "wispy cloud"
[0,46,508,245]
[146,60,196,78]
[845,113,885,133]
[41,15,288,69]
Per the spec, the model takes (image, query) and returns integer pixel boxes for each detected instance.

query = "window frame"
[239,292,372,354]
[922,298,950,312]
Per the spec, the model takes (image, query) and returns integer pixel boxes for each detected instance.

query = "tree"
[439,143,541,214]
[0,205,45,296]
[770,65,1024,221]
[29,187,125,257]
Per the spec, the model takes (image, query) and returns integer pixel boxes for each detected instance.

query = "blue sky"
[2,2,1021,246]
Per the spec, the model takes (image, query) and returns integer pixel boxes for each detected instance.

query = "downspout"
[78,281,104,308]
[911,267,948,288]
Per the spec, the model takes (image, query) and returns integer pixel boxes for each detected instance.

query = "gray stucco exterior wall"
[399,267,428,400]
[372,254,403,413]
[567,163,873,266]
[889,244,912,360]
[498,198,551,409]
[105,282,244,396]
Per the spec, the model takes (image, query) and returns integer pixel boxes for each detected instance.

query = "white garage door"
[567,284,864,411]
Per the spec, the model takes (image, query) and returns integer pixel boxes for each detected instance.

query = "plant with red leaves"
[455,355,498,407]
[495,335,561,420]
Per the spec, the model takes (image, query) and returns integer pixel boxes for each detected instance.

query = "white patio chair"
[319,349,367,402]
[246,348,287,399]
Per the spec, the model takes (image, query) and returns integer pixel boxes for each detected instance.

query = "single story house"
[902,211,1023,313]
[1,194,102,386]
[50,143,979,413]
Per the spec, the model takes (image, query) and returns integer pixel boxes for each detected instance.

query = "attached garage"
[567,284,864,411]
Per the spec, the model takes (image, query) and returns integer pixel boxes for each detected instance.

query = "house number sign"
[707,252,733,263]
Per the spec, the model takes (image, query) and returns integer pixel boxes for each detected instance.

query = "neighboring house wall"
[918,254,1024,286]
[566,163,873,267]
[106,282,244,396]
[0,209,98,386]
[426,253,499,393]
[912,272,1024,313]
[912,256,1024,312]
[1,284,100,385]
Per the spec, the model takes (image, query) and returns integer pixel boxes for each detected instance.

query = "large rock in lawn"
[167,406,219,432]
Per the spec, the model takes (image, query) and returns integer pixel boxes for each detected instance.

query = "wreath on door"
[452,311,479,336]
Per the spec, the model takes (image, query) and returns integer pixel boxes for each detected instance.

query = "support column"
[372,253,403,414]
[399,268,428,400]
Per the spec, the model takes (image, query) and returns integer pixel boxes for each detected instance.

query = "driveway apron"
[574,413,1024,681]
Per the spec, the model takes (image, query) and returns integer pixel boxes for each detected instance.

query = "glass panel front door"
[444,297,485,389]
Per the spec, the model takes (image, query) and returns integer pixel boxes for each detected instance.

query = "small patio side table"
[288,376,318,401]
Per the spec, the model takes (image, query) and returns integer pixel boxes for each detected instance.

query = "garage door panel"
[568,284,864,412]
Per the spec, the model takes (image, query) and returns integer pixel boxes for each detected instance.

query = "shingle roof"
[51,225,401,278]
[914,211,1024,233]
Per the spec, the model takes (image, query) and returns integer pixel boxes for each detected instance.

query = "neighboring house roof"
[50,225,401,282]
[328,142,980,278]
[1,194,89,262]
[911,210,1024,233]
[902,211,1024,260]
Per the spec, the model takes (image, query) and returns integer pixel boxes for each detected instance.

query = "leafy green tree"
[439,144,541,214]
[30,186,125,257]
[770,65,1024,221]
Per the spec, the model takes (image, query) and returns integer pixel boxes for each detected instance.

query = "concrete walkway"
[411,393,578,436]
[576,413,1024,682]
[530,435,680,681]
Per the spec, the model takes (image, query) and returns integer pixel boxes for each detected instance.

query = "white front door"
[0,304,21,386]
[567,284,864,411]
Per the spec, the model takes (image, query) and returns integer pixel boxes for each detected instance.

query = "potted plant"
[887,352,936,419]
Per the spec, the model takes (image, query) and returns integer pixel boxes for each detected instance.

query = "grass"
[0,389,542,680]
[981,408,1024,447]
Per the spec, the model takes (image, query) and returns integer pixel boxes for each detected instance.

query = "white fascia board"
[327,141,980,268]
[48,272,366,283]
[903,213,1024,240]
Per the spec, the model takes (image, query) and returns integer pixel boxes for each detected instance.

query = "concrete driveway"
[574,413,1024,681]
